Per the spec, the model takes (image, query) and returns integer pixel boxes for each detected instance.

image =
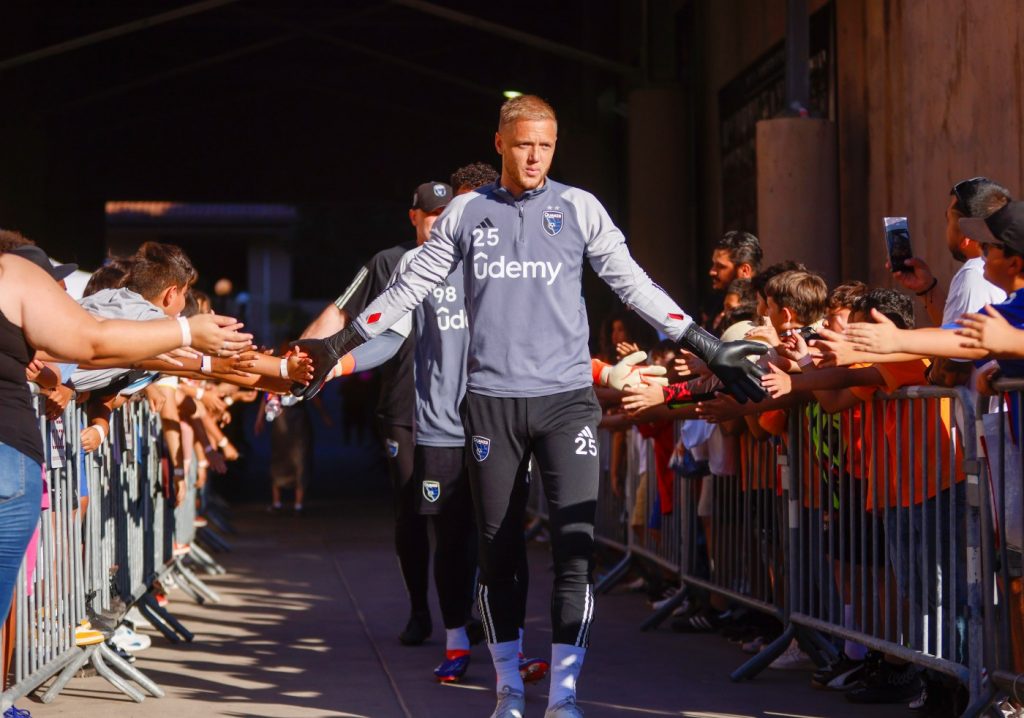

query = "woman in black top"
[0,251,251,641]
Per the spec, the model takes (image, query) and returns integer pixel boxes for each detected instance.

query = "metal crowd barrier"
[532,384,1024,715]
[1,394,225,712]
[976,378,1024,714]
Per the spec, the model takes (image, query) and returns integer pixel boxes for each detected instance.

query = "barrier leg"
[189,541,227,574]
[137,599,181,644]
[196,528,232,557]
[730,623,796,681]
[595,551,633,595]
[168,568,206,605]
[90,646,145,703]
[640,586,688,631]
[141,594,193,642]
[1,646,80,709]
[174,562,221,604]
[39,648,92,703]
[97,641,164,698]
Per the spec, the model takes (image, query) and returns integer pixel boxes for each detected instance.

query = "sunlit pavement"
[27,500,909,717]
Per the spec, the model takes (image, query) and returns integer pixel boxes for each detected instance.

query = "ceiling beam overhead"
[0,0,241,73]
[391,0,639,80]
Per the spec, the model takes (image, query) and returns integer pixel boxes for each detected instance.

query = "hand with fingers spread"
[808,326,859,367]
[695,392,744,423]
[745,324,780,348]
[621,382,666,414]
[287,352,314,384]
[843,309,904,353]
[596,351,669,391]
[776,330,810,364]
[956,305,1024,357]
[761,362,793,399]
[673,350,711,380]
[681,324,768,403]
[615,341,641,361]
[188,314,253,356]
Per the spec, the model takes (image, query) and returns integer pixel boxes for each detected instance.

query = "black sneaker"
[845,661,922,704]
[106,640,136,664]
[811,653,865,690]
[398,610,432,646]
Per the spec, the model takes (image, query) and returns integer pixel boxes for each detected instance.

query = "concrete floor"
[21,499,910,718]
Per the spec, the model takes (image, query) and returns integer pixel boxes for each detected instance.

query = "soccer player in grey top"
[294,96,766,718]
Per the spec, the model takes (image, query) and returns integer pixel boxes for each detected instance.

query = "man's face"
[495,119,556,195]
[944,196,969,263]
[409,207,446,246]
[709,250,738,291]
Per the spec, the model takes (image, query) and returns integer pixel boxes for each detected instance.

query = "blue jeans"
[0,443,42,624]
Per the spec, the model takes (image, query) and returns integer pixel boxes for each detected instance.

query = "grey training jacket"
[353,179,693,398]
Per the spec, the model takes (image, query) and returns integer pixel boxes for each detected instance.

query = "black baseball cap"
[411,182,452,213]
[10,245,78,281]
[960,201,1024,255]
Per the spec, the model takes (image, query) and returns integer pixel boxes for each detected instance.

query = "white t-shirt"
[942,257,1006,327]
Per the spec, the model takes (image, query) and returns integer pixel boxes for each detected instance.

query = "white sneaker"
[767,639,815,671]
[490,685,525,718]
[112,625,152,652]
[545,696,584,717]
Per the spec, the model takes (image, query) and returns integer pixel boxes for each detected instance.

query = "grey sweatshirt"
[353,179,693,398]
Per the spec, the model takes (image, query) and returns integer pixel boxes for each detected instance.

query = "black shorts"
[415,444,471,516]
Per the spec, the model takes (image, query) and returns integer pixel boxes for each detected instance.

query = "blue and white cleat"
[434,652,471,683]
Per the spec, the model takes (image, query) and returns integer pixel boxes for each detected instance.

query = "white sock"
[548,643,586,708]
[488,640,523,694]
[446,626,470,654]
[517,627,524,656]
[843,605,868,660]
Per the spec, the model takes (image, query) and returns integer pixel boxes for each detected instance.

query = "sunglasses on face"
[950,176,990,215]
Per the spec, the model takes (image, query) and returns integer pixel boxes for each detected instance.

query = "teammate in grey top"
[294,96,766,718]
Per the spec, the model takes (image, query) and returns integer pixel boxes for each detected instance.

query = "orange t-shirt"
[849,359,964,509]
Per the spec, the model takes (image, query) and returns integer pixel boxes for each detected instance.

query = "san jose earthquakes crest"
[472,435,491,462]
[542,209,563,236]
[385,439,399,458]
[422,480,441,503]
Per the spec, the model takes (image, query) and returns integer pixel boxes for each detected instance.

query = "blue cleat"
[434,652,471,683]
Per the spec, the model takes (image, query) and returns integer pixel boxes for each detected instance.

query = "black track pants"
[379,423,429,614]
[463,388,601,647]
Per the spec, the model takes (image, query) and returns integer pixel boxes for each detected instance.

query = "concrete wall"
[691,0,1024,301]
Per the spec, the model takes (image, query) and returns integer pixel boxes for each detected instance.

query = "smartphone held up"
[884,216,913,273]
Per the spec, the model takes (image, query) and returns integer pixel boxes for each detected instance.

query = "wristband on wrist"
[279,357,289,379]
[198,460,210,468]
[176,316,192,347]
[224,396,234,406]
[196,387,205,400]
[218,436,229,448]
[91,424,106,444]
[200,355,212,374]
[916,277,939,296]
[797,354,815,368]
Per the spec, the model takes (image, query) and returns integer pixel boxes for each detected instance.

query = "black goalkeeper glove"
[680,323,768,403]
[290,324,366,400]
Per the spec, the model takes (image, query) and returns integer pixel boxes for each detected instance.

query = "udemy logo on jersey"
[471,219,563,286]
[472,436,491,462]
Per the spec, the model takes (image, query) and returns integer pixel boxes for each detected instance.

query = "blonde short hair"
[498,95,557,130]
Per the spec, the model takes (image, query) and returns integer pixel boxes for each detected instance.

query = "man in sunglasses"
[888,177,1011,388]
[891,177,1010,327]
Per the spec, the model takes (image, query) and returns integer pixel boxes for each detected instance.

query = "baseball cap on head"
[9,245,78,281]
[411,182,452,213]
[959,201,1024,255]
